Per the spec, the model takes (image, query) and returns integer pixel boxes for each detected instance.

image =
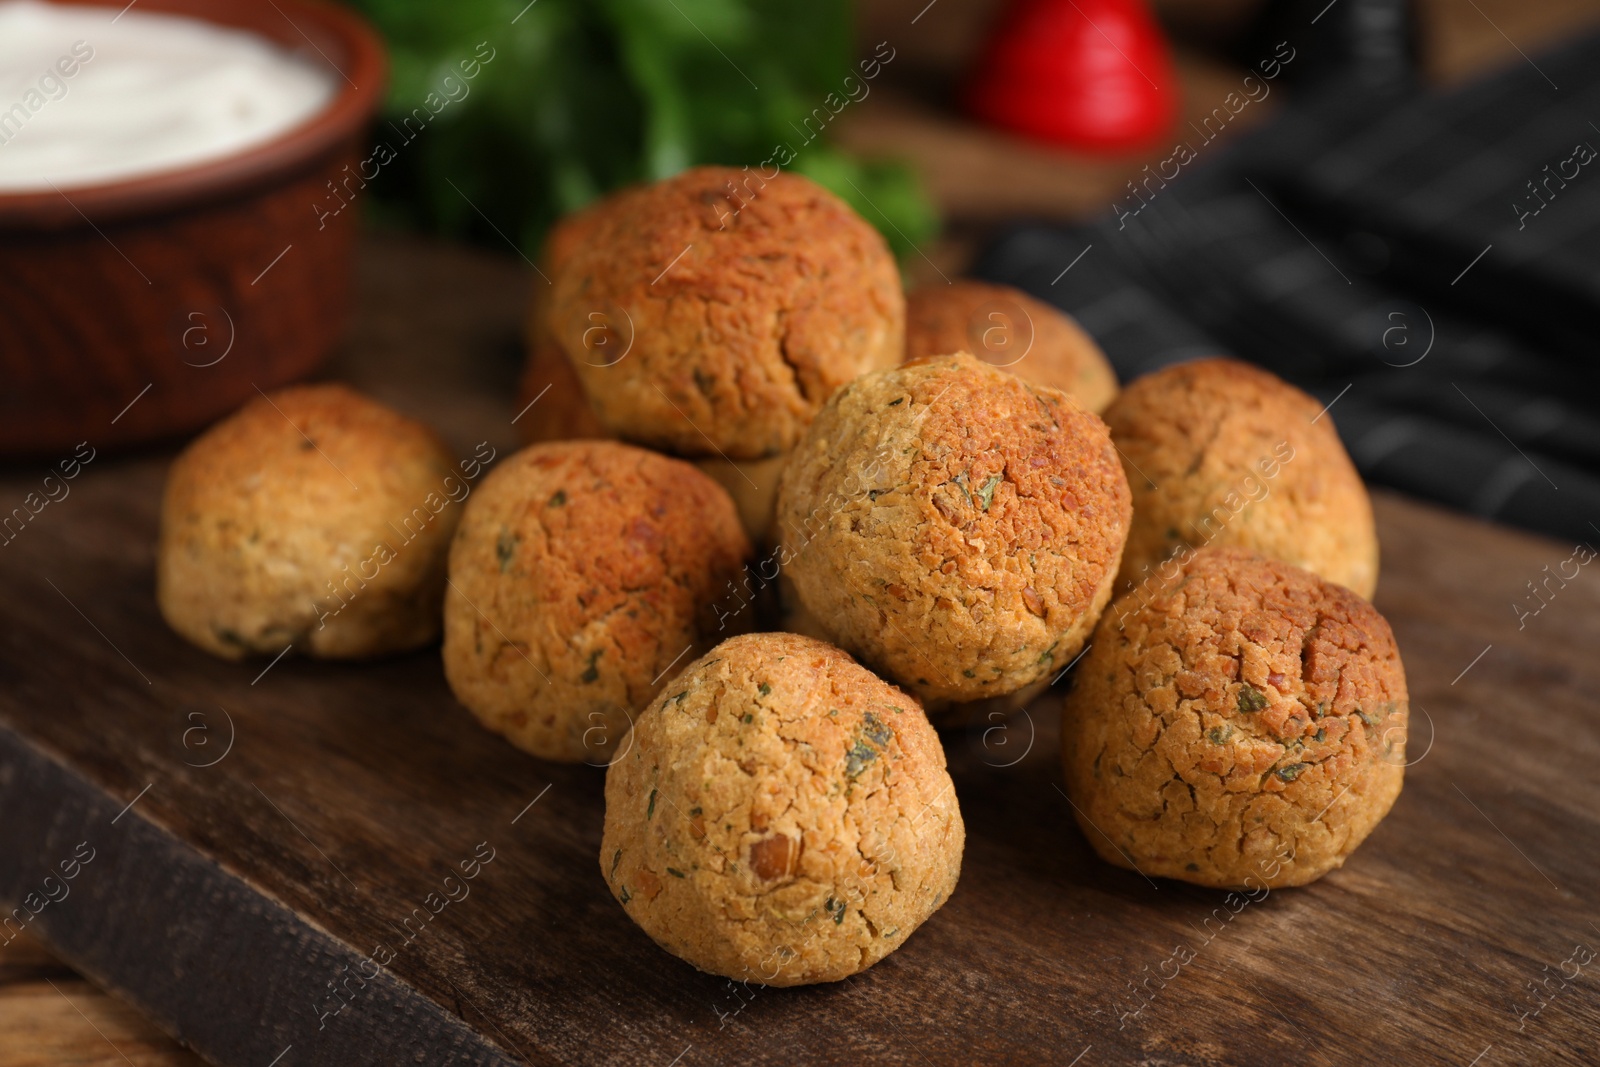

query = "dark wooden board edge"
[0,724,521,1067]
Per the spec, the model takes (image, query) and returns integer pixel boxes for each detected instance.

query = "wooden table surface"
[6,1,1600,1063]
[2,229,1599,1067]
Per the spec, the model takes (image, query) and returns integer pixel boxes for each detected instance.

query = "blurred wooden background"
[837,0,1600,285]
[5,0,1598,1062]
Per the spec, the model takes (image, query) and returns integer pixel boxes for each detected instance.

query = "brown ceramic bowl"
[0,0,387,456]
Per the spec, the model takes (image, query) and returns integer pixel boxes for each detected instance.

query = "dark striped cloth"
[974,28,1600,545]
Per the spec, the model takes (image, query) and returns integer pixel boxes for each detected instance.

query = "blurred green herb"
[346,0,937,257]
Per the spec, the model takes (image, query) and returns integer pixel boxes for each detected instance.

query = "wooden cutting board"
[1,235,1596,1067]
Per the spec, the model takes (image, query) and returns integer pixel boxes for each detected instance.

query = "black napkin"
[974,26,1600,545]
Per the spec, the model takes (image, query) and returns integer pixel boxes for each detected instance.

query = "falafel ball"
[775,353,1132,715]
[1102,358,1378,598]
[547,166,904,459]
[157,384,461,660]
[601,632,964,985]
[904,280,1117,412]
[443,441,753,762]
[1061,546,1407,888]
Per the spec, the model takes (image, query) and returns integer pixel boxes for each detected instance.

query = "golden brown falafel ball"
[904,281,1118,412]
[157,384,461,660]
[1103,358,1378,599]
[547,166,904,459]
[775,353,1132,715]
[443,441,753,763]
[1062,546,1407,889]
[601,632,963,985]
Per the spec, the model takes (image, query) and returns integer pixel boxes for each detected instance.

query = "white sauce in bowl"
[0,0,337,192]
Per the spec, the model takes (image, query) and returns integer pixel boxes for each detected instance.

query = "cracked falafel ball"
[601,632,964,985]
[547,166,904,460]
[904,280,1118,413]
[1061,546,1407,888]
[157,384,460,660]
[1103,358,1378,599]
[775,353,1132,716]
[443,441,752,763]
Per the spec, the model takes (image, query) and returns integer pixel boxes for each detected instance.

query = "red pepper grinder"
[965,0,1178,152]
